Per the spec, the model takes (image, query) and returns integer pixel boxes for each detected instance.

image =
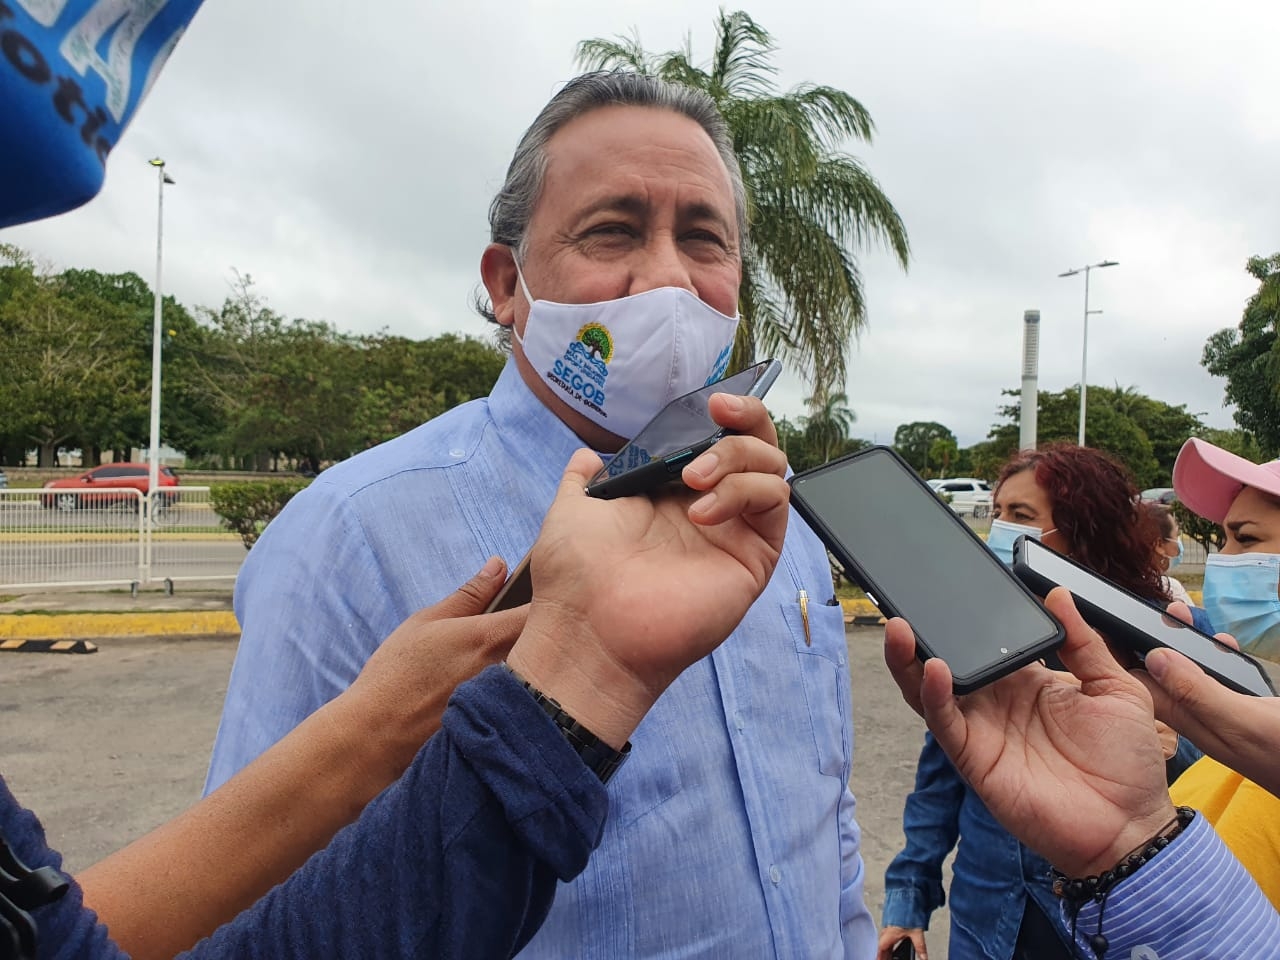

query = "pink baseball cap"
[1172,437,1280,524]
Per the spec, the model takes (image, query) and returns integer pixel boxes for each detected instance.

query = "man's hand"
[344,558,529,781]
[884,588,1176,877]
[1137,640,1280,798]
[877,926,927,960]
[507,401,789,748]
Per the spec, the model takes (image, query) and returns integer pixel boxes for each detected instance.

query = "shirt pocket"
[780,599,851,779]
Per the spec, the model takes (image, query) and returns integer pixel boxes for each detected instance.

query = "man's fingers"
[683,434,788,488]
[421,557,508,619]
[1139,646,1233,732]
[559,448,605,497]
[707,393,779,447]
[1044,588,1132,688]
[1164,600,1193,626]
[1216,631,1241,652]
[884,618,926,716]
[688,472,789,537]
[919,657,966,754]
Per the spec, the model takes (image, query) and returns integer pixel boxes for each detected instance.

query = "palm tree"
[576,10,910,398]
[802,390,856,463]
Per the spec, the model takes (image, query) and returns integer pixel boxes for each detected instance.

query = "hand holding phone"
[585,359,781,500]
[1012,536,1276,698]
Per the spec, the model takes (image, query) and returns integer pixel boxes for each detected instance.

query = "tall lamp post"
[1057,259,1118,445]
[147,158,175,516]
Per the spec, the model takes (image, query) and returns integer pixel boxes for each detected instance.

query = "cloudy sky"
[7,0,1278,447]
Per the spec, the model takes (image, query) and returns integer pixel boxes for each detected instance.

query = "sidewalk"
[0,584,238,649]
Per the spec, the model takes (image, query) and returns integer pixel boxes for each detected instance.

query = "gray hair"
[478,70,748,327]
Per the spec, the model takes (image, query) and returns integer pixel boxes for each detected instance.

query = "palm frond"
[710,10,777,100]
[575,32,654,74]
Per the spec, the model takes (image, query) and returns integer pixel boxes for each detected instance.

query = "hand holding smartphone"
[486,360,783,612]
[1012,536,1276,698]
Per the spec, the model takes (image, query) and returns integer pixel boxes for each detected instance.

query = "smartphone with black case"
[1012,535,1276,698]
[891,939,917,960]
[788,446,1065,693]
[487,360,782,612]
[584,358,782,501]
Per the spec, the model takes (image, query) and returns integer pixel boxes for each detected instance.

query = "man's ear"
[480,244,519,327]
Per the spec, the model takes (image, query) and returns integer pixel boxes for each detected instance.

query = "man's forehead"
[540,106,733,203]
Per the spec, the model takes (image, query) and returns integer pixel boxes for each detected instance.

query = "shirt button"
[449,448,466,458]
[1131,948,1160,960]
[733,712,745,731]
[769,865,781,884]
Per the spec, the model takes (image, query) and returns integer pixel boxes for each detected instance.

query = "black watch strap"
[504,664,631,784]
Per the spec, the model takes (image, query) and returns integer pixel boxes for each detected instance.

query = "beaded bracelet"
[1052,806,1196,957]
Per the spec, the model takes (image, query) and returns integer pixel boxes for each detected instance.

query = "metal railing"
[0,487,243,591]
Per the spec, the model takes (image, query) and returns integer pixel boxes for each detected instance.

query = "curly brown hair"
[997,443,1168,603]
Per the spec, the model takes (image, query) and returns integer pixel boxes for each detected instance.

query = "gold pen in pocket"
[798,589,811,646]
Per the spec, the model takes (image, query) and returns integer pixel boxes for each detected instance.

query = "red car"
[41,463,179,510]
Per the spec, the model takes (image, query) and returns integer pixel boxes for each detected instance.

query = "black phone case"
[583,359,782,502]
[788,446,1065,694]
[585,435,724,501]
[1012,536,1277,698]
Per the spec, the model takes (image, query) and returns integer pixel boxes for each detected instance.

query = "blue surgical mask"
[986,519,1045,567]
[1165,537,1184,570]
[1202,553,1280,661]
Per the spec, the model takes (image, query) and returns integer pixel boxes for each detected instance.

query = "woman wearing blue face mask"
[1169,437,1280,907]
[880,443,1196,960]
[1145,501,1194,606]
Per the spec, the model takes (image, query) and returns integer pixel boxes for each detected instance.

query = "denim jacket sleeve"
[881,733,966,931]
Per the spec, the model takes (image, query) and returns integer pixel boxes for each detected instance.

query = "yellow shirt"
[1170,756,1280,909]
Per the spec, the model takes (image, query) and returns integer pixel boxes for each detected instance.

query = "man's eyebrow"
[571,194,734,230]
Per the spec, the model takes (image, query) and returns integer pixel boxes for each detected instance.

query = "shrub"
[1172,499,1225,558]
[210,480,310,550]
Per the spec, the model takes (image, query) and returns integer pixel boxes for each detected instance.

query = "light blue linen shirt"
[206,359,876,958]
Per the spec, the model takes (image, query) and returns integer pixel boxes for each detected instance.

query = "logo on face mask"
[704,342,734,386]
[549,322,613,416]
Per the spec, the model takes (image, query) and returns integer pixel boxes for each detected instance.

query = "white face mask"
[510,257,739,440]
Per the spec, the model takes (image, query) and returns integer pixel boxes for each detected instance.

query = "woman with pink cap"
[1169,436,1280,906]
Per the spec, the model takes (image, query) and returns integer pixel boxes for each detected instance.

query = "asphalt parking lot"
[0,624,954,956]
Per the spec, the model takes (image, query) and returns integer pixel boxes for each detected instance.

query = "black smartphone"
[1012,536,1277,698]
[891,940,917,960]
[788,446,1065,693]
[583,358,782,501]
[484,552,533,614]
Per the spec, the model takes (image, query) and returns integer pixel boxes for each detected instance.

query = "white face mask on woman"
[511,257,739,440]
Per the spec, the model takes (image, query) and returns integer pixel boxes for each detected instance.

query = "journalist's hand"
[884,588,1175,877]
[507,436,789,749]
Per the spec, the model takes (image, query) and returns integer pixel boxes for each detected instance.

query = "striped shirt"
[1068,813,1280,958]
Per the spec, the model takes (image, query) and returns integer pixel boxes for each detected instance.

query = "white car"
[933,478,993,518]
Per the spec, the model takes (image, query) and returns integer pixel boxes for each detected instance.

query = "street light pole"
[146,158,174,516]
[1057,259,1118,445]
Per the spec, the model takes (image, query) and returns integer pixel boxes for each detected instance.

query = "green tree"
[984,385,1205,489]
[576,9,910,398]
[801,390,856,464]
[1203,254,1280,457]
[893,421,956,474]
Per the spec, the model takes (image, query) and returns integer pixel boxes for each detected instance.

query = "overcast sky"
[6,0,1278,447]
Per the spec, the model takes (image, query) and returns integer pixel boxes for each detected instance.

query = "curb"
[0,611,240,645]
[1,638,99,654]
[839,598,885,627]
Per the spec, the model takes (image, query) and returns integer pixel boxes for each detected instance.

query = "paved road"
[0,541,245,589]
[0,625,953,956]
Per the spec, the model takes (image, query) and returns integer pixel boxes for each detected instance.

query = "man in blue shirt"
[206,70,876,957]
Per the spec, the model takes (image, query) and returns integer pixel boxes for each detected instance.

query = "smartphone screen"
[1014,536,1276,698]
[789,447,1064,692]
[586,359,781,500]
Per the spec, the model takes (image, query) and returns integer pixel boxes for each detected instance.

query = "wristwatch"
[504,664,631,784]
